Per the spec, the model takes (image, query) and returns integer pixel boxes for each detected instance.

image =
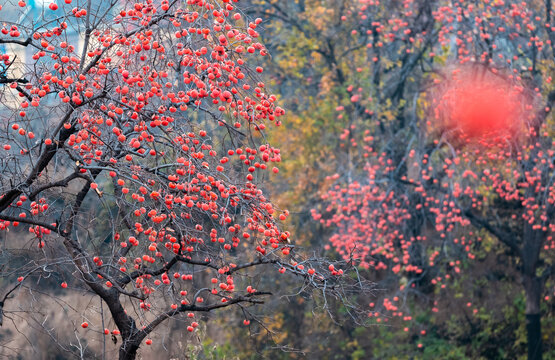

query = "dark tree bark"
[119,342,140,360]
[521,223,546,360]
[523,274,543,360]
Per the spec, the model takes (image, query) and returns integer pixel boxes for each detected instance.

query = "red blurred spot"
[431,65,527,140]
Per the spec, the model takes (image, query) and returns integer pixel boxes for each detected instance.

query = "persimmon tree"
[303,0,555,359]
[0,0,371,359]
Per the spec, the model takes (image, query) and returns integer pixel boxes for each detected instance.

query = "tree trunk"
[523,274,542,360]
[119,341,139,360]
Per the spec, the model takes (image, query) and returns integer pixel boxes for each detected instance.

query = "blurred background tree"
[208,0,555,359]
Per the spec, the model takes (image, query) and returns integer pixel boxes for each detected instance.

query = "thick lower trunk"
[523,274,542,360]
[526,314,542,360]
[119,341,139,360]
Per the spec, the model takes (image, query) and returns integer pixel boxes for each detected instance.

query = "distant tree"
[211,0,555,359]
[0,1,371,359]
[306,1,555,359]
